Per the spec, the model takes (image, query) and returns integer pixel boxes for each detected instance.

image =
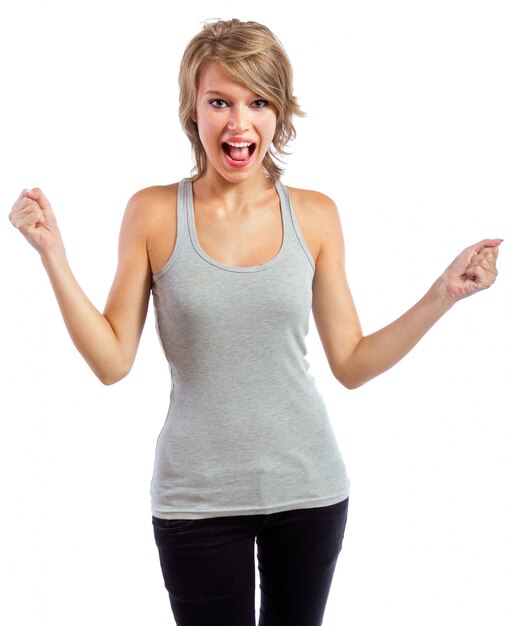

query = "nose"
[227,105,251,133]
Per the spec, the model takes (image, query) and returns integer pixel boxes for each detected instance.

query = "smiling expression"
[192,61,278,183]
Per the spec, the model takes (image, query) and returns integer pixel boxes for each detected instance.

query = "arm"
[9,187,154,385]
[310,194,502,390]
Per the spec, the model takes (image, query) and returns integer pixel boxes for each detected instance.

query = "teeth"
[226,141,253,148]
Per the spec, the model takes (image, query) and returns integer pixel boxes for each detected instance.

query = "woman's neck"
[192,169,275,213]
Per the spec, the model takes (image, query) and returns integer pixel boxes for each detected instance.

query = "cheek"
[196,113,219,137]
[195,118,221,154]
[194,117,210,144]
[266,112,278,143]
[266,120,278,146]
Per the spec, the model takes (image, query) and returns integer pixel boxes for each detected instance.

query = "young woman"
[9,18,501,626]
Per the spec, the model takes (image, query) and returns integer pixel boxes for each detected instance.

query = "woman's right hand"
[9,188,65,257]
[8,184,156,385]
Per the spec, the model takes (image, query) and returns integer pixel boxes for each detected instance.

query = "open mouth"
[221,141,256,162]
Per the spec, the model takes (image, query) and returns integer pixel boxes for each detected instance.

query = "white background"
[1,1,508,624]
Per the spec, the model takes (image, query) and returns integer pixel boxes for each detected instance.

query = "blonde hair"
[178,18,305,184]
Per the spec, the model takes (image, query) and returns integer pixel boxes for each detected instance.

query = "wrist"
[40,244,68,271]
[429,275,457,311]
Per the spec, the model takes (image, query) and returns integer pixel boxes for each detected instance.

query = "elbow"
[98,373,124,386]
[333,367,358,389]
[98,369,130,386]
[331,337,367,390]
[94,361,131,386]
[333,363,369,390]
[336,374,364,390]
[342,380,361,391]
[335,369,378,390]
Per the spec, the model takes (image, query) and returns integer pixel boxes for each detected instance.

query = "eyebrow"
[202,90,264,99]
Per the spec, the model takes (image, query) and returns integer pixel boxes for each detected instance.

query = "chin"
[208,162,263,185]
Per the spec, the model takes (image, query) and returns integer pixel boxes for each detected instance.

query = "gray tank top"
[150,178,350,519]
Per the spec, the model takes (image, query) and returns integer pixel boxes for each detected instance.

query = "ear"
[191,109,198,123]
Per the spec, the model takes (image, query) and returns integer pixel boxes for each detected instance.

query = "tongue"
[229,146,250,161]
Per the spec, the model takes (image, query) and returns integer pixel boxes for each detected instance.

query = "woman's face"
[192,61,278,183]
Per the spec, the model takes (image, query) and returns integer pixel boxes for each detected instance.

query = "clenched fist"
[9,188,64,257]
[440,239,503,302]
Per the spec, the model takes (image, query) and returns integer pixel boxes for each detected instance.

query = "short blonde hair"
[179,18,305,184]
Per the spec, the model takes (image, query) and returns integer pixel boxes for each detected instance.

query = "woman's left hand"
[439,238,503,303]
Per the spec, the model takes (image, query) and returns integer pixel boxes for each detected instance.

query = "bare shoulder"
[120,183,180,274]
[286,186,344,264]
[125,182,179,227]
[286,186,337,211]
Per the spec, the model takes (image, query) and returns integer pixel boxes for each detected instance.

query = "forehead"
[197,61,257,99]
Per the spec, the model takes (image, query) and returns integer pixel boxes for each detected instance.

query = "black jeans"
[152,497,349,626]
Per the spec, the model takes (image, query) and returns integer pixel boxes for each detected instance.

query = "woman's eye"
[252,99,269,108]
[210,99,228,108]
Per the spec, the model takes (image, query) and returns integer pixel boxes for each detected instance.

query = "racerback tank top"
[150,178,350,519]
